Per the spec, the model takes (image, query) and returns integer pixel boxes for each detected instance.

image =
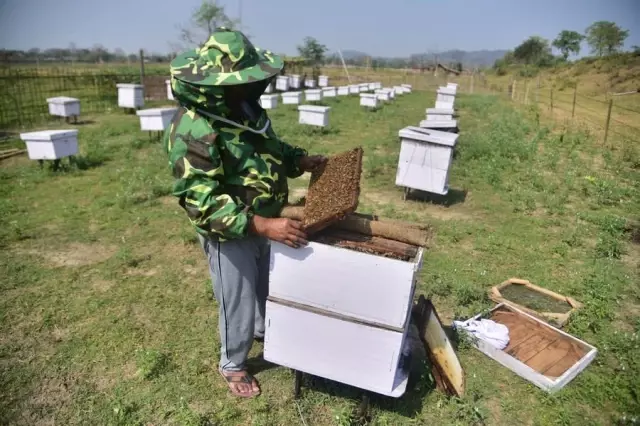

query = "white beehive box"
[360,93,379,108]
[396,126,459,195]
[359,83,370,92]
[394,86,406,95]
[290,75,301,89]
[338,86,350,96]
[305,79,317,88]
[368,82,377,91]
[282,91,303,105]
[136,107,178,131]
[322,87,337,98]
[401,84,412,91]
[447,82,458,92]
[349,85,360,95]
[374,82,382,90]
[276,76,290,91]
[117,83,144,109]
[46,96,80,118]
[435,101,454,109]
[305,89,323,102]
[298,105,330,127]
[260,94,279,109]
[265,240,424,397]
[20,129,79,160]
[375,90,391,102]
[426,108,455,121]
[166,80,174,100]
[383,88,396,99]
[436,87,456,104]
[318,75,329,87]
[419,119,458,132]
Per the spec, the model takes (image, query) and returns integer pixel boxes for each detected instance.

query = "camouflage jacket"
[163,104,307,241]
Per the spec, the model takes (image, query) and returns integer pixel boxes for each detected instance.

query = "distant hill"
[327,49,508,68]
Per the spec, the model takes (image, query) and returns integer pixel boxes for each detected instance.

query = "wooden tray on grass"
[490,278,582,328]
[462,303,597,393]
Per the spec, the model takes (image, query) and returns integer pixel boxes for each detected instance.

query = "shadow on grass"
[406,188,467,206]
[72,119,96,126]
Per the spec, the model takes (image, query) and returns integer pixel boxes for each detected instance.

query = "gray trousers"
[198,234,270,372]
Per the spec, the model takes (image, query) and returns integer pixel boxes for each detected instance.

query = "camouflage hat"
[170,28,283,86]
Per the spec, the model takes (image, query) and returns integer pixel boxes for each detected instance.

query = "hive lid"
[302,147,363,235]
[437,87,456,95]
[260,94,279,100]
[426,107,455,115]
[399,126,459,146]
[419,119,458,129]
[283,91,302,97]
[20,129,78,141]
[117,83,144,88]
[305,89,322,94]
[136,107,179,116]
[298,105,330,113]
[360,93,377,98]
[46,96,79,103]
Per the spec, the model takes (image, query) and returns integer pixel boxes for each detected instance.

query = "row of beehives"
[395,82,460,197]
[260,83,412,128]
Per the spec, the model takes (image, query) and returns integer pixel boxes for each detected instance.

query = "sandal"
[218,368,261,398]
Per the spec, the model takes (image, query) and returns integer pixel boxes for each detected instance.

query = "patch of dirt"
[18,243,117,268]
[126,268,158,277]
[92,278,115,292]
[485,398,503,424]
[26,376,73,422]
[303,147,363,233]
[94,360,137,391]
[51,326,70,343]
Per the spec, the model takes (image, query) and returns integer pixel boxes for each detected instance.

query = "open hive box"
[463,303,597,393]
[490,278,582,328]
[265,147,433,397]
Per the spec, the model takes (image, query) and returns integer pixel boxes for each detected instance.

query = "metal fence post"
[603,99,613,146]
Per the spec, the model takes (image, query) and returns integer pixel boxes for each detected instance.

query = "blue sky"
[0,0,638,56]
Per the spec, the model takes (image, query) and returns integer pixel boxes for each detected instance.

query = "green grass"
[1,90,639,425]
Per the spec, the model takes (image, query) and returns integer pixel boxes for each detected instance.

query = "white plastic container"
[282,91,303,105]
[349,85,360,95]
[298,105,330,127]
[166,80,174,100]
[46,97,80,119]
[136,107,178,131]
[289,75,301,89]
[276,76,290,91]
[117,83,144,109]
[305,89,323,102]
[375,90,391,102]
[322,87,337,98]
[265,240,424,397]
[359,83,370,92]
[360,93,379,108]
[396,126,459,195]
[260,94,279,109]
[305,79,317,88]
[337,86,350,96]
[20,129,79,160]
[318,75,329,87]
[426,108,455,121]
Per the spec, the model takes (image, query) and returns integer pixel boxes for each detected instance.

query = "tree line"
[494,21,636,75]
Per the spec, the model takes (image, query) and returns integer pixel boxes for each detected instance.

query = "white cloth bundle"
[453,319,510,350]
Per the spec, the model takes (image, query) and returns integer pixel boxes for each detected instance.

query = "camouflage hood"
[170,28,282,125]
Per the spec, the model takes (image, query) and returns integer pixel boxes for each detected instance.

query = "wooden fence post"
[524,80,530,104]
[139,49,145,86]
[603,99,613,146]
[511,80,516,100]
[550,87,553,112]
[572,83,578,118]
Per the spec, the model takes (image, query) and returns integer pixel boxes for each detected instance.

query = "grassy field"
[1,89,640,425]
